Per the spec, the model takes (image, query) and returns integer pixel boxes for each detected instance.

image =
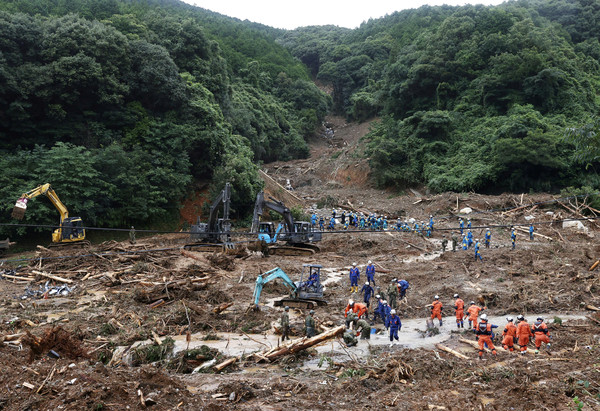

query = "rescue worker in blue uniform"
[365,260,376,285]
[349,262,360,293]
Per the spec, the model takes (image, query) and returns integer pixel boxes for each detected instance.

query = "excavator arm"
[252,267,298,308]
[251,191,295,235]
[188,183,232,248]
[207,183,231,236]
[11,183,86,245]
[12,183,69,222]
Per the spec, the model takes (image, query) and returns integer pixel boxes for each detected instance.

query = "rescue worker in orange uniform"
[501,316,517,351]
[531,317,551,353]
[345,300,368,319]
[344,300,355,317]
[430,295,443,326]
[465,301,484,329]
[453,293,464,328]
[475,314,498,360]
[516,314,533,354]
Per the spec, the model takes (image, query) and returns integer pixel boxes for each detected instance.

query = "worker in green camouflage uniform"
[305,310,316,338]
[387,279,398,309]
[356,319,371,340]
[281,306,290,341]
[345,311,358,329]
[343,329,358,347]
[129,226,136,245]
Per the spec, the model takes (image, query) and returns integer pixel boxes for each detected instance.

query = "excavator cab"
[297,264,324,299]
[258,222,283,244]
[54,217,85,243]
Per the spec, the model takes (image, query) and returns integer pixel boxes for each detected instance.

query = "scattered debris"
[22,281,74,299]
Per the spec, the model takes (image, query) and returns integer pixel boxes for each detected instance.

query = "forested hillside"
[0,0,330,236]
[278,0,600,192]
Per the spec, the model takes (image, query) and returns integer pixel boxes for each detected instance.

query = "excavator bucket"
[11,198,28,220]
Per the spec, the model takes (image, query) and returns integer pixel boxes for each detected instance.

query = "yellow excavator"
[11,183,88,247]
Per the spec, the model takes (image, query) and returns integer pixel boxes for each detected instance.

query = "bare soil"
[1,116,599,410]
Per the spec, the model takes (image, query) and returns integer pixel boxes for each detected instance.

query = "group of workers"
[311,210,391,231]
[348,260,377,293]
[280,287,553,357]
[277,211,547,358]
[308,210,536,257]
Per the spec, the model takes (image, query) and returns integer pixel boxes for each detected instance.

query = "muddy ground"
[1,117,600,410]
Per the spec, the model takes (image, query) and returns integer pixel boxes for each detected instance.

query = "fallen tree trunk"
[585,304,600,312]
[558,202,600,229]
[0,333,24,343]
[395,237,425,252]
[514,226,553,241]
[1,273,35,282]
[180,249,210,262]
[255,325,346,362]
[213,302,233,314]
[374,262,390,273]
[435,343,469,359]
[31,270,73,284]
[214,357,237,371]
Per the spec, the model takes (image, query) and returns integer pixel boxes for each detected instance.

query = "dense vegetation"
[278,0,600,192]
[0,0,329,236]
[2,0,600,240]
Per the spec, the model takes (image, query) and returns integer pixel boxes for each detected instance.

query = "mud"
[0,116,599,410]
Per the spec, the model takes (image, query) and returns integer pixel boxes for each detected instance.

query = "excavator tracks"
[274,298,328,309]
[48,240,91,249]
[267,246,315,256]
[183,243,226,253]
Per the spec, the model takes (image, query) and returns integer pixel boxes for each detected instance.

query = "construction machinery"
[252,264,327,309]
[251,192,321,256]
[11,183,88,247]
[0,238,11,255]
[184,183,234,252]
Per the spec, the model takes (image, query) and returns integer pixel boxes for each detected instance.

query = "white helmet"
[352,262,357,266]
[480,314,488,321]
[368,260,372,264]
[390,309,396,314]
[506,316,513,322]
[376,294,381,299]
[365,282,369,285]
[453,294,459,298]
[348,300,354,305]
[470,301,475,305]
[434,295,439,300]
[517,314,524,321]
[382,300,388,305]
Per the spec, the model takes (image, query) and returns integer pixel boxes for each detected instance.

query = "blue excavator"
[250,192,321,256]
[252,264,328,310]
